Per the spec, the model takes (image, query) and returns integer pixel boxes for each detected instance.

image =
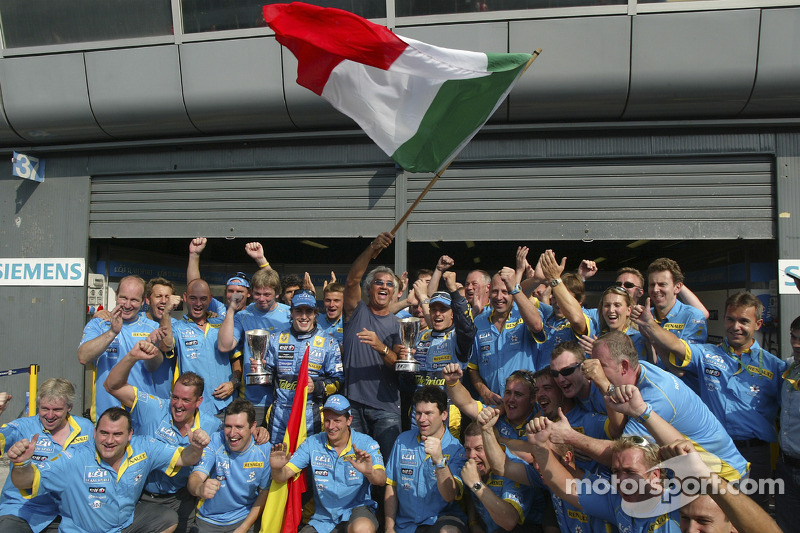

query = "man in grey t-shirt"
[342,232,402,459]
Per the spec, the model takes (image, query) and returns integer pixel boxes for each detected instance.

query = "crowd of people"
[0,232,798,533]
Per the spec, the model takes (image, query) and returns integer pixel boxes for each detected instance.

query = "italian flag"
[263,2,534,173]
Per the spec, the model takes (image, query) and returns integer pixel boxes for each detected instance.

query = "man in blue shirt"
[0,378,94,533]
[218,268,291,423]
[776,315,800,533]
[385,386,468,533]
[188,399,272,533]
[78,275,167,421]
[104,339,224,533]
[174,279,240,417]
[468,265,545,405]
[319,281,345,349]
[270,394,387,533]
[8,407,209,533]
[638,291,787,510]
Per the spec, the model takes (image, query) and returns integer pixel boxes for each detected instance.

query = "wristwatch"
[421,298,431,305]
[637,403,653,424]
[509,284,521,295]
[472,481,484,492]
[606,383,616,396]
[550,278,563,288]
[435,458,448,469]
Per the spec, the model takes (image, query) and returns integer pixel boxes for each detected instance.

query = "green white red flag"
[263,2,533,173]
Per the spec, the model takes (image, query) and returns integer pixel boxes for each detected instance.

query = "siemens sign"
[0,259,85,286]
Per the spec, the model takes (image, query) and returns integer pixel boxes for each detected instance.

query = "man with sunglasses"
[634,292,785,509]
[265,290,343,443]
[342,232,403,459]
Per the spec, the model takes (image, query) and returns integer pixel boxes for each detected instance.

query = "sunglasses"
[509,369,536,387]
[373,279,395,288]
[615,281,639,290]
[550,363,581,378]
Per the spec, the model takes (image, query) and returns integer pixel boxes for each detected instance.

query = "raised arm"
[446,272,477,363]
[500,261,542,334]
[679,284,710,319]
[526,417,583,509]
[442,363,481,420]
[606,384,683,445]
[78,306,123,365]
[104,340,160,407]
[187,237,207,286]
[541,250,587,336]
[478,407,529,485]
[343,232,394,320]
[245,241,272,271]
[632,298,689,367]
[176,428,210,467]
[217,293,245,352]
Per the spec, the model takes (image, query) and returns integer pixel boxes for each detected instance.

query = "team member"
[174,279,239,417]
[270,395,386,533]
[8,407,209,533]
[266,290,343,443]
[590,331,748,481]
[582,285,648,360]
[406,265,477,435]
[0,379,94,533]
[142,277,181,399]
[468,261,545,405]
[777,315,800,533]
[460,421,536,533]
[78,275,165,421]
[218,267,291,422]
[188,399,272,533]
[320,281,345,348]
[385,386,468,533]
[341,232,402,459]
[280,273,304,306]
[635,291,785,508]
[464,269,492,319]
[104,340,223,533]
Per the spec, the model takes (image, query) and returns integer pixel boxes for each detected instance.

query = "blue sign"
[12,152,45,183]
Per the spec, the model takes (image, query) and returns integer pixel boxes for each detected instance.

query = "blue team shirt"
[80,315,170,421]
[319,314,344,349]
[127,388,221,494]
[779,361,800,458]
[539,302,595,361]
[232,302,292,407]
[578,473,680,533]
[0,415,94,532]
[386,429,467,533]
[29,435,183,533]
[475,470,534,533]
[672,339,787,441]
[174,316,235,416]
[468,303,546,397]
[623,361,747,481]
[287,430,384,533]
[193,431,272,526]
[653,300,707,392]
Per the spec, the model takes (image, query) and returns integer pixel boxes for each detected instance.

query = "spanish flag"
[261,346,310,533]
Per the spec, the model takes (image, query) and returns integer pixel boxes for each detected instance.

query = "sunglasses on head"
[615,281,639,289]
[550,363,581,378]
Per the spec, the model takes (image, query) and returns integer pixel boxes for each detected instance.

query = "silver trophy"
[245,329,271,386]
[395,317,421,373]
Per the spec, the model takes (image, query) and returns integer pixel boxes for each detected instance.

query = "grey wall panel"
[89,168,397,239]
[625,10,760,119]
[744,8,800,117]
[85,46,197,138]
[777,133,800,359]
[181,38,296,134]
[397,23,511,122]
[0,54,110,142]
[0,86,24,144]
[0,155,91,423]
[404,160,774,242]
[509,16,630,121]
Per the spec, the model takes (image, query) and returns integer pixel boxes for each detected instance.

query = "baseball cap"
[322,394,351,415]
[226,272,250,288]
[429,291,452,308]
[291,290,317,309]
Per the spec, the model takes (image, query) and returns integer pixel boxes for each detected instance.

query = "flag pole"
[388,48,542,236]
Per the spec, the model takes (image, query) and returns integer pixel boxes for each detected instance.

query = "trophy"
[395,317,420,373]
[245,329,271,386]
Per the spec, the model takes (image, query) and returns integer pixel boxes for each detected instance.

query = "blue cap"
[322,394,351,415]
[226,272,250,289]
[429,291,452,308]
[291,290,317,309]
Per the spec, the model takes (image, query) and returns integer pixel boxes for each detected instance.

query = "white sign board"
[778,259,800,295]
[0,258,85,286]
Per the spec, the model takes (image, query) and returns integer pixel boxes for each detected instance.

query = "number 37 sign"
[12,151,45,183]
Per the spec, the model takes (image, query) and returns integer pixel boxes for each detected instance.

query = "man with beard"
[78,275,163,421]
[9,407,209,533]
[0,379,94,533]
